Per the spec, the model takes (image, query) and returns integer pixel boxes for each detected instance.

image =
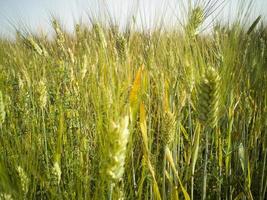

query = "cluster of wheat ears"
[0,2,267,200]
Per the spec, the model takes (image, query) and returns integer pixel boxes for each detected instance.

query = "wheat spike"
[52,19,67,56]
[28,37,43,56]
[115,34,127,61]
[185,6,204,37]
[17,166,29,195]
[161,111,176,147]
[107,116,130,182]
[197,67,220,128]
[37,79,48,109]
[51,162,62,186]
[93,23,107,49]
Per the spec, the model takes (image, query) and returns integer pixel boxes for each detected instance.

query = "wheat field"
[0,2,266,200]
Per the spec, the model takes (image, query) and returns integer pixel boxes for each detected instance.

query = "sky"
[0,0,266,38]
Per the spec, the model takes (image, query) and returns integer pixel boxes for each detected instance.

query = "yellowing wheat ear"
[129,64,144,121]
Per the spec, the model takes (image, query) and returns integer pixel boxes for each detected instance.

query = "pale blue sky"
[0,0,266,38]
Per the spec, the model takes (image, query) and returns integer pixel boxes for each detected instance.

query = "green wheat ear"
[197,67,220,128]
[161,111,176,147]
[115,34,127,61]
[17,166,29,196]
[93,23,107,49]
[185,6,205,38]
[37,79,48,109]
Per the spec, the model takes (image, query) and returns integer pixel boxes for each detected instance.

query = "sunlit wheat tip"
[51,162,62,185]
[0,193,13,200]
[107,116,130,182]
[0,91,6,127]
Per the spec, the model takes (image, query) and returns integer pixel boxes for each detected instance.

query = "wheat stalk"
[197,66,220,200]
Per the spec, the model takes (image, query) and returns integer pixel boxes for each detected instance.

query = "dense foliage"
[0,5,267,200]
